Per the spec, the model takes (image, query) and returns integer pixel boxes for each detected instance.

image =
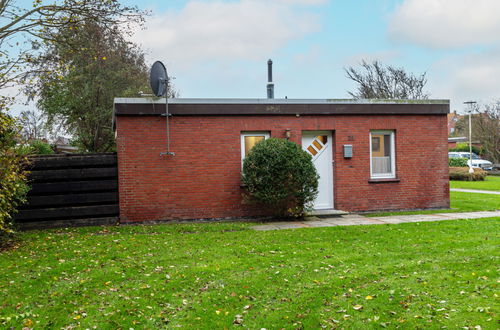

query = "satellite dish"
[150,61,168,97]
[150,60,175,156]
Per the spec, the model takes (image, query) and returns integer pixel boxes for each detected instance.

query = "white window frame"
[241,131,270,164]
[369,130,396,179]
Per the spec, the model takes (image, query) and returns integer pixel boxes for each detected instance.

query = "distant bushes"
[18,140,54,156]
[449,142,482,155]
[449,158,468,167]
[28,140,54,155]
[449,156,488,181]
[449,167,487,181]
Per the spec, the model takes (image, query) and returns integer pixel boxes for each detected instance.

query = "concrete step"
[307,209,349,218]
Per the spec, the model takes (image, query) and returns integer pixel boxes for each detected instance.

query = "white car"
[448,152,493,170]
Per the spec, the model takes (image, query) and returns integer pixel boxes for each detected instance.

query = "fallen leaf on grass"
[233,314,244,325]
[23,318,33,327]
[353,305,363,311]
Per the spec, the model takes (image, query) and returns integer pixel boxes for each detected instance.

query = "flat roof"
[116,97,449,105]
[114,97,450,117]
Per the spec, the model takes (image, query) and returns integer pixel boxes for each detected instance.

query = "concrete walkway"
[450,188,500,195]
[252,211,500,231]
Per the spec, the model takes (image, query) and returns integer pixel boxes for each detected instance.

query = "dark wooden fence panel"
[29,167,118,182]
[14,153,119,229]
[16,205,119,221]
[27,192,118,207]
[29,180,118,194]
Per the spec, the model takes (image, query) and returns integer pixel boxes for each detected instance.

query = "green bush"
[449,157,468,167]
[0,111,29,238]
[28,140,54,155]
[449,167,487,181]
[449,142,482,155]
[242,138,319,218]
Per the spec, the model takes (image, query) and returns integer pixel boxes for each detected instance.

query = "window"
[241,132,270,163]
[369,130,395,179]
[305,135,328,158]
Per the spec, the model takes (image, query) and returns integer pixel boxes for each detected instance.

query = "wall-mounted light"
[285,129,291,140]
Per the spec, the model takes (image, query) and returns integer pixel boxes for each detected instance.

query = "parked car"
[448,152,493,170]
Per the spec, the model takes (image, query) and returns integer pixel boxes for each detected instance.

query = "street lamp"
[464,101,476,174]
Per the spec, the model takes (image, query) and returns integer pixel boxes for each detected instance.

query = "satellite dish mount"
[150,61,174,156]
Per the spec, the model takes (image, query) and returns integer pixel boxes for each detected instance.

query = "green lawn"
[451,176,500,191]
[1,219,499,328]
[365,191,500,217]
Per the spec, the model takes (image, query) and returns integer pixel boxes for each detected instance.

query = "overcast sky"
[5,0,500,113]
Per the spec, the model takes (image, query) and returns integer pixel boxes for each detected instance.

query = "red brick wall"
[115,114,449,222]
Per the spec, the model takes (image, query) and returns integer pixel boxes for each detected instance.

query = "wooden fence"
[14,153,119,229]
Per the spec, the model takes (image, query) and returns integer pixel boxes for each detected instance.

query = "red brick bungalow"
[113,98,450,223]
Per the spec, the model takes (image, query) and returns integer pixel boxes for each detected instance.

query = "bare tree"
[0,0,146,90]
[475,102,500,163]
[18,109,47,140]
[453,102,500,163]
[345,60,429,99]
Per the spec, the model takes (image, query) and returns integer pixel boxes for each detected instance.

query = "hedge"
[448,157,468,167]
[449,142,482,155]
[449,167,487,181]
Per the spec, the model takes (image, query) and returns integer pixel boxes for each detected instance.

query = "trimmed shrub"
[448,157,468,167]
[0,111,29,238]
[242,138,319,218]
[449,142,482,156]
[449,167,487,181]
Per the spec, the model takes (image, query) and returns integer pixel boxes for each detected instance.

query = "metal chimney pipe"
[267,59,274,99]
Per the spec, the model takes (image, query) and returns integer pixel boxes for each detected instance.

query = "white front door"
[302,131,334,210]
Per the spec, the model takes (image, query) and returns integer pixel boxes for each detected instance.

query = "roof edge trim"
[114,97,450,105]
